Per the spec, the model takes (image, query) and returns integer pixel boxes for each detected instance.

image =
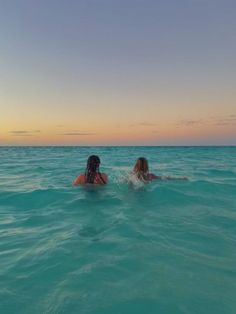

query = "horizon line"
[0,145,236,148]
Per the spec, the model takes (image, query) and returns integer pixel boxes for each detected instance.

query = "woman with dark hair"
[73,155,108,185]
[133,157,187,182]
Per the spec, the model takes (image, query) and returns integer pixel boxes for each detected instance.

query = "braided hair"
[85,155,106,184]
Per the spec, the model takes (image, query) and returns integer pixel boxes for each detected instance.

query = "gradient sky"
[1,0,236,145]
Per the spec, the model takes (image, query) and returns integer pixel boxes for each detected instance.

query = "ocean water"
[0,146,236,314]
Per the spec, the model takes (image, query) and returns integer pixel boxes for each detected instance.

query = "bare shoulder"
[101,173,108,183]
[73,174,85,185]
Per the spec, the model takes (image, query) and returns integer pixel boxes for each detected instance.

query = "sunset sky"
[1,0,236,145]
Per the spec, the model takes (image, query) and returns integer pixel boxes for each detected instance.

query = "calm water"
[0,146,236,314]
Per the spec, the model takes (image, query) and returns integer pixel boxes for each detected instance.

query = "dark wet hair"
[85,155,106,184]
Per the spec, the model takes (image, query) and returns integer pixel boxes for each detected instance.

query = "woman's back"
[73,173,107,185]
[73,155,108,186]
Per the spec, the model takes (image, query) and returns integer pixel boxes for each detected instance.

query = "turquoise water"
[0,146,236,314]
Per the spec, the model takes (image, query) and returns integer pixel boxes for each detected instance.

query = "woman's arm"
[149,173,188,180]
[161,176,188,180]
[148,173,162,180]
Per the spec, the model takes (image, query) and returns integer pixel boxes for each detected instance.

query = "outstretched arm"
[149,173,188,180]
[148,173,162,180]
[161,176,188,180]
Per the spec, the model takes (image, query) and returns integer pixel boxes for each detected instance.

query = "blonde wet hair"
[133,157,149,180]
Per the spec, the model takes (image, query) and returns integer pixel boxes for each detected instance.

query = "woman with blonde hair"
[133,157,159,181]
[133,157,187,182]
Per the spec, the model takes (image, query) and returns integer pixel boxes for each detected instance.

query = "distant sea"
[0,146,236,314]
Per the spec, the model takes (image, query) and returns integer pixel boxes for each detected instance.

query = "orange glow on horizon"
[1,120,236,145]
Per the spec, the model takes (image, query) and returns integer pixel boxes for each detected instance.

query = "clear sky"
[1,0,236,145]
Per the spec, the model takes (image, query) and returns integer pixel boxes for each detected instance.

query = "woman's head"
[85,155,101,183]
[86,155,100,171]
[133,157,149,178]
